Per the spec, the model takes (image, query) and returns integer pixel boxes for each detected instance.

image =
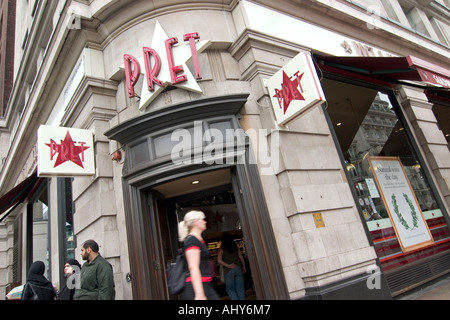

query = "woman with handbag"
[178,210,219,300]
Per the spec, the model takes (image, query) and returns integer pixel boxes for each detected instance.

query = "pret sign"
[266,51,326,125]
[37,125,95,177]
[122,21,211,110]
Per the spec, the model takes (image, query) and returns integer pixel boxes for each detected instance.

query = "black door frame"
[105,94,289,300]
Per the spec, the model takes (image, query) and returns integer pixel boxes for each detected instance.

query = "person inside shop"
[209,256,218,292]
[74,239,116,300]
[58,258,81,300]
[178,210,220,300]
[22,261,58,300]
[217,232,246,300]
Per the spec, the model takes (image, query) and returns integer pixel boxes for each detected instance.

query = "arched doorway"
[148,168,256,300]
[105,95,289,300]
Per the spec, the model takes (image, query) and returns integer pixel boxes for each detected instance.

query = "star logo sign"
[273,71,305,114]
[46,131,90,168]
[121,21,211,110]
[266,52,326,125]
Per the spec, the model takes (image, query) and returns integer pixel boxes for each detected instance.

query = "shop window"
[206,120,234,141]
[60,178,75,261]
[154,133,177,158]
[12,215,22,286]
[28,180,50,279]
[432,103,450,145]
[130,139,150,166]
[323,78,450,279]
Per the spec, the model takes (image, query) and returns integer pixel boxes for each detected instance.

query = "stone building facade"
[0,0,449,300]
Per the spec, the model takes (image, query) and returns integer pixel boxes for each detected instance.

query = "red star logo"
[273,71,305,114]
[46,131,90,168]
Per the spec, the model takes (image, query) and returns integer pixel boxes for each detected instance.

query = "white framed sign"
[37,125,95,177]
[368,156,434,253]
[266,51,326,125]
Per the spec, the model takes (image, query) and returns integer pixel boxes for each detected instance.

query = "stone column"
[396,86,450,212]
[232,30,386,299]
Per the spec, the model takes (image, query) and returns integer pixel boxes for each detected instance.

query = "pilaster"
[231,28,384,299]
[396,86,450,211]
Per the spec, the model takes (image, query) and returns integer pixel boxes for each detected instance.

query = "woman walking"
[178,210,219,300]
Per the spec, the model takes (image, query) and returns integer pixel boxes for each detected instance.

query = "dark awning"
[315,55,450,89]
[425,88,450,105]
[0,173,43,222]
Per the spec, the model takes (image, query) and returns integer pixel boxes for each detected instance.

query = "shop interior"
[322,78,440,220]
[432,102,450,145]
[152,168,255,300]
[321,77,449,279]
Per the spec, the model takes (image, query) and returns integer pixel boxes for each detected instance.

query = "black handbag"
[167,248,189,295]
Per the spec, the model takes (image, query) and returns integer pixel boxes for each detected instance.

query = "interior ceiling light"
[336,122,342,126]
[191,180,200,185]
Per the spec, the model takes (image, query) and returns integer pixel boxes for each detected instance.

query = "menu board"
[368,156,434,252]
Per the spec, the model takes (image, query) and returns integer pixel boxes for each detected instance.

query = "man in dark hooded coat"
[22,261,57,300]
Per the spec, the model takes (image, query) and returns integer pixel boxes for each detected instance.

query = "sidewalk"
[397,275,450,300]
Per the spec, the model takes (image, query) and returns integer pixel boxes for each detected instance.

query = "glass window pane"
[154,133,177,158]
[64,178,75,261]
[203,121,234,145]
[130,140,150,165]
[32,186,50,279]
[323,78,449,274]
[157,127,196,159]
[432,103,450,145]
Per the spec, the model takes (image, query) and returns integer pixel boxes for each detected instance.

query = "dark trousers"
[181,281,220,300]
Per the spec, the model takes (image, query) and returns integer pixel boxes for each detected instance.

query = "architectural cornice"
[81,0,238,50]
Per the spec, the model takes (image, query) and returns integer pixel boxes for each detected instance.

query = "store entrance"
[148,168,255,300]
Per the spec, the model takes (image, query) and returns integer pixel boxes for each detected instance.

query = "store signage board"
[368,156,434,253]
[37,125,95,177]
[240,0,396,58]
[266,52,326,125]
[416,67,450,88]
[122,21,211,110]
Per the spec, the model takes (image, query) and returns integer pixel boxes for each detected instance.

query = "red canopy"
[316,55,450,88]
[0,173,43,221]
